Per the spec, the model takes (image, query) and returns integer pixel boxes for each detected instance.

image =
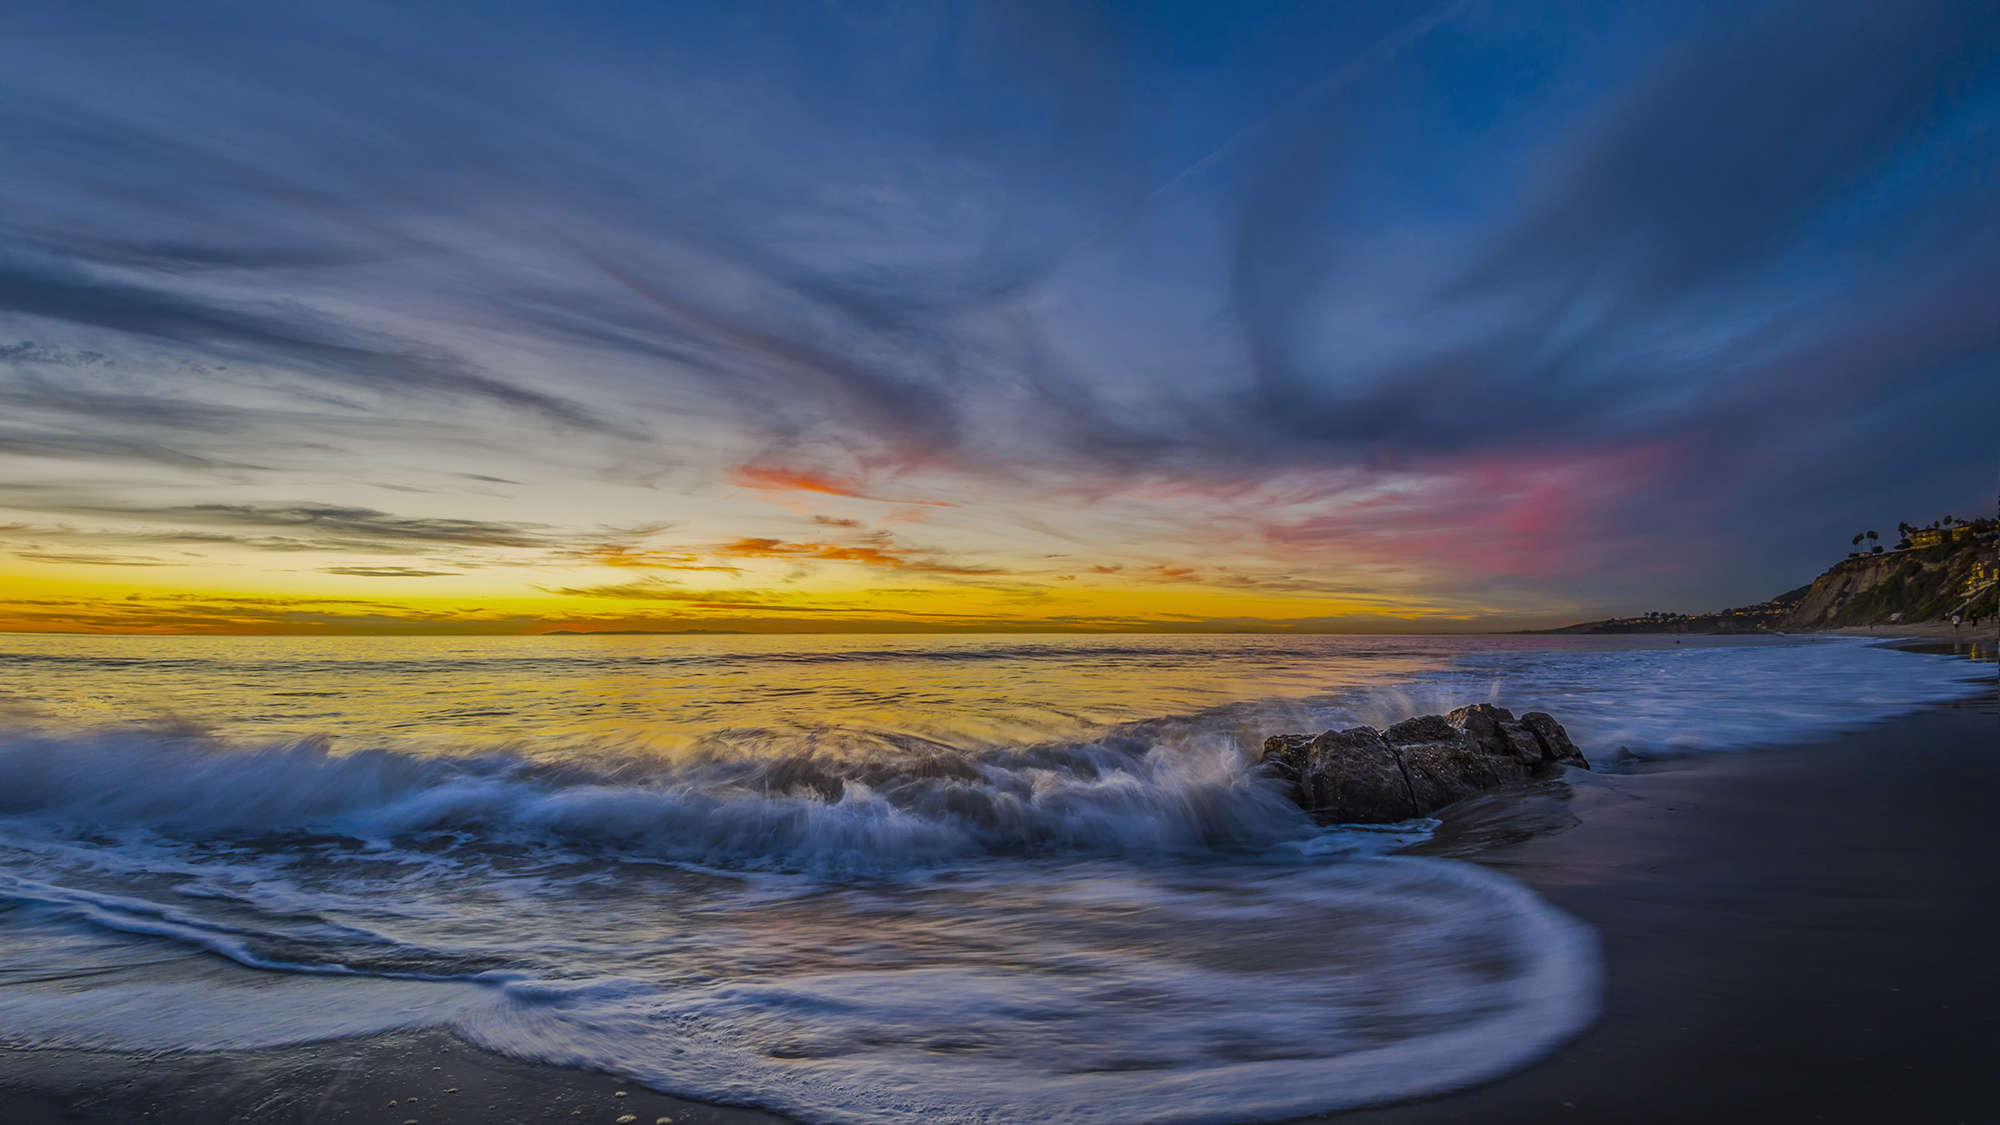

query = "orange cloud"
[728,463,952,507]
[730,465,869,497]
[718,536,1003,575]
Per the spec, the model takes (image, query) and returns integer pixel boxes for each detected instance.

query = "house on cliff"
[1908,525,1979,550]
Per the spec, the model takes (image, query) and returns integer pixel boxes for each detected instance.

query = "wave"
[0,848,1603,1125]
[0,722,1310,873]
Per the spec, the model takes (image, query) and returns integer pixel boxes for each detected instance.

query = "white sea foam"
[0,847,1598,1125]
[0,633,1985,1122]
[1334,637,1992,758]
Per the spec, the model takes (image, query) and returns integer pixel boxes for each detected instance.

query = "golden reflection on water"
[0,632,1454,757]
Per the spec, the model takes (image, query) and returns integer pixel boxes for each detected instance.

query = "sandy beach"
[3,647,1993,1125]
[1812,622,1999,643]
[1331,660,2000,1123]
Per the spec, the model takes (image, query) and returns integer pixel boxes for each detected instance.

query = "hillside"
[1540,518,1997,635]
[1781,532,1996,629]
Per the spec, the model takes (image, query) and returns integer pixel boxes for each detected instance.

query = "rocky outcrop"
[1260,704,1588,824]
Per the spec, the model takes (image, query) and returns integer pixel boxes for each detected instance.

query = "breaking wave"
[0,721,1308,873]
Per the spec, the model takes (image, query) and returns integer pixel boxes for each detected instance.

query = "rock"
[1521,711,1588,767]
[1444,703,1506,752]
[1445,703,1564,765]
[1498,718,1548,763]
[1258,733,1316,807]
[1301,727,1417,823]
[1384,714,1457,744]
[1259,706,1588,824]
[1398,738,1529,815]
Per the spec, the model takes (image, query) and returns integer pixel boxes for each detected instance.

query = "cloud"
[0,0,1993,619]
[559,545,744,571]
[12,550,174,566]
[181,504,553,548]
[542,579,862,615]
[0,500,556,551]
[730,463,955,506]
[0,255,610,432]
[0,499,583,581]
[718,536,1005,575]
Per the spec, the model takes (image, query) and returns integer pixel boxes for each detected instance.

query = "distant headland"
[1537,515,1998,635]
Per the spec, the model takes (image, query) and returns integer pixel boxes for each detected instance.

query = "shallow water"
[0,632,1987,1124]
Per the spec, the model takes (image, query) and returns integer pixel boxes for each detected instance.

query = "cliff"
[1780,534,1996,629]
[1539,521,1996,635]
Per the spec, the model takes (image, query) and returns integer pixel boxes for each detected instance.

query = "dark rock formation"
[1260,705,1588,824]
[1262,727,1416,823]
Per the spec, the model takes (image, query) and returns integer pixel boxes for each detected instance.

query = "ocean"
[0,632,1988,1124]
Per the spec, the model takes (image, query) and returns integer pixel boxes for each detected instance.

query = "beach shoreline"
[1339,688,2000,1124]
[1813,621,1997,644]
[3,669,1994,1124]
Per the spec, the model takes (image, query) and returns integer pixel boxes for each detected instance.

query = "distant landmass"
[543,629,752,636]
[1538,516,1998,635]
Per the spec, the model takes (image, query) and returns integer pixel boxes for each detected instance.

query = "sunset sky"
[2,1,1995,634]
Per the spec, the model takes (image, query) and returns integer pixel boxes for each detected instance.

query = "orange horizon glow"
[0,451,1641,636]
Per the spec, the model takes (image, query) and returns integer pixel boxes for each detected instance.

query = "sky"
[0,0,1995,635]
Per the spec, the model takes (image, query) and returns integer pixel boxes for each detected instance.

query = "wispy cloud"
[0,0,1992,623]
[12,550,176,566]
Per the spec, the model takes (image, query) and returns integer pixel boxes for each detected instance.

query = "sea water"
[0,633,1987,1123]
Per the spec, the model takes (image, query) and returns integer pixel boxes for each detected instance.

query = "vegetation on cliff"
[1542,514,1997,635]
[1786,527,1997,628]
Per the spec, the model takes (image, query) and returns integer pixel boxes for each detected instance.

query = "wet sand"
[1813,621,1998,644]
[4,665,1995,1124]
[1333,685,2000,1123]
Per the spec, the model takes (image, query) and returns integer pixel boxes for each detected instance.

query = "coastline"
[3,663,1994,1124]
[1811,621,1997,643]
[1338,686,1999,1123]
